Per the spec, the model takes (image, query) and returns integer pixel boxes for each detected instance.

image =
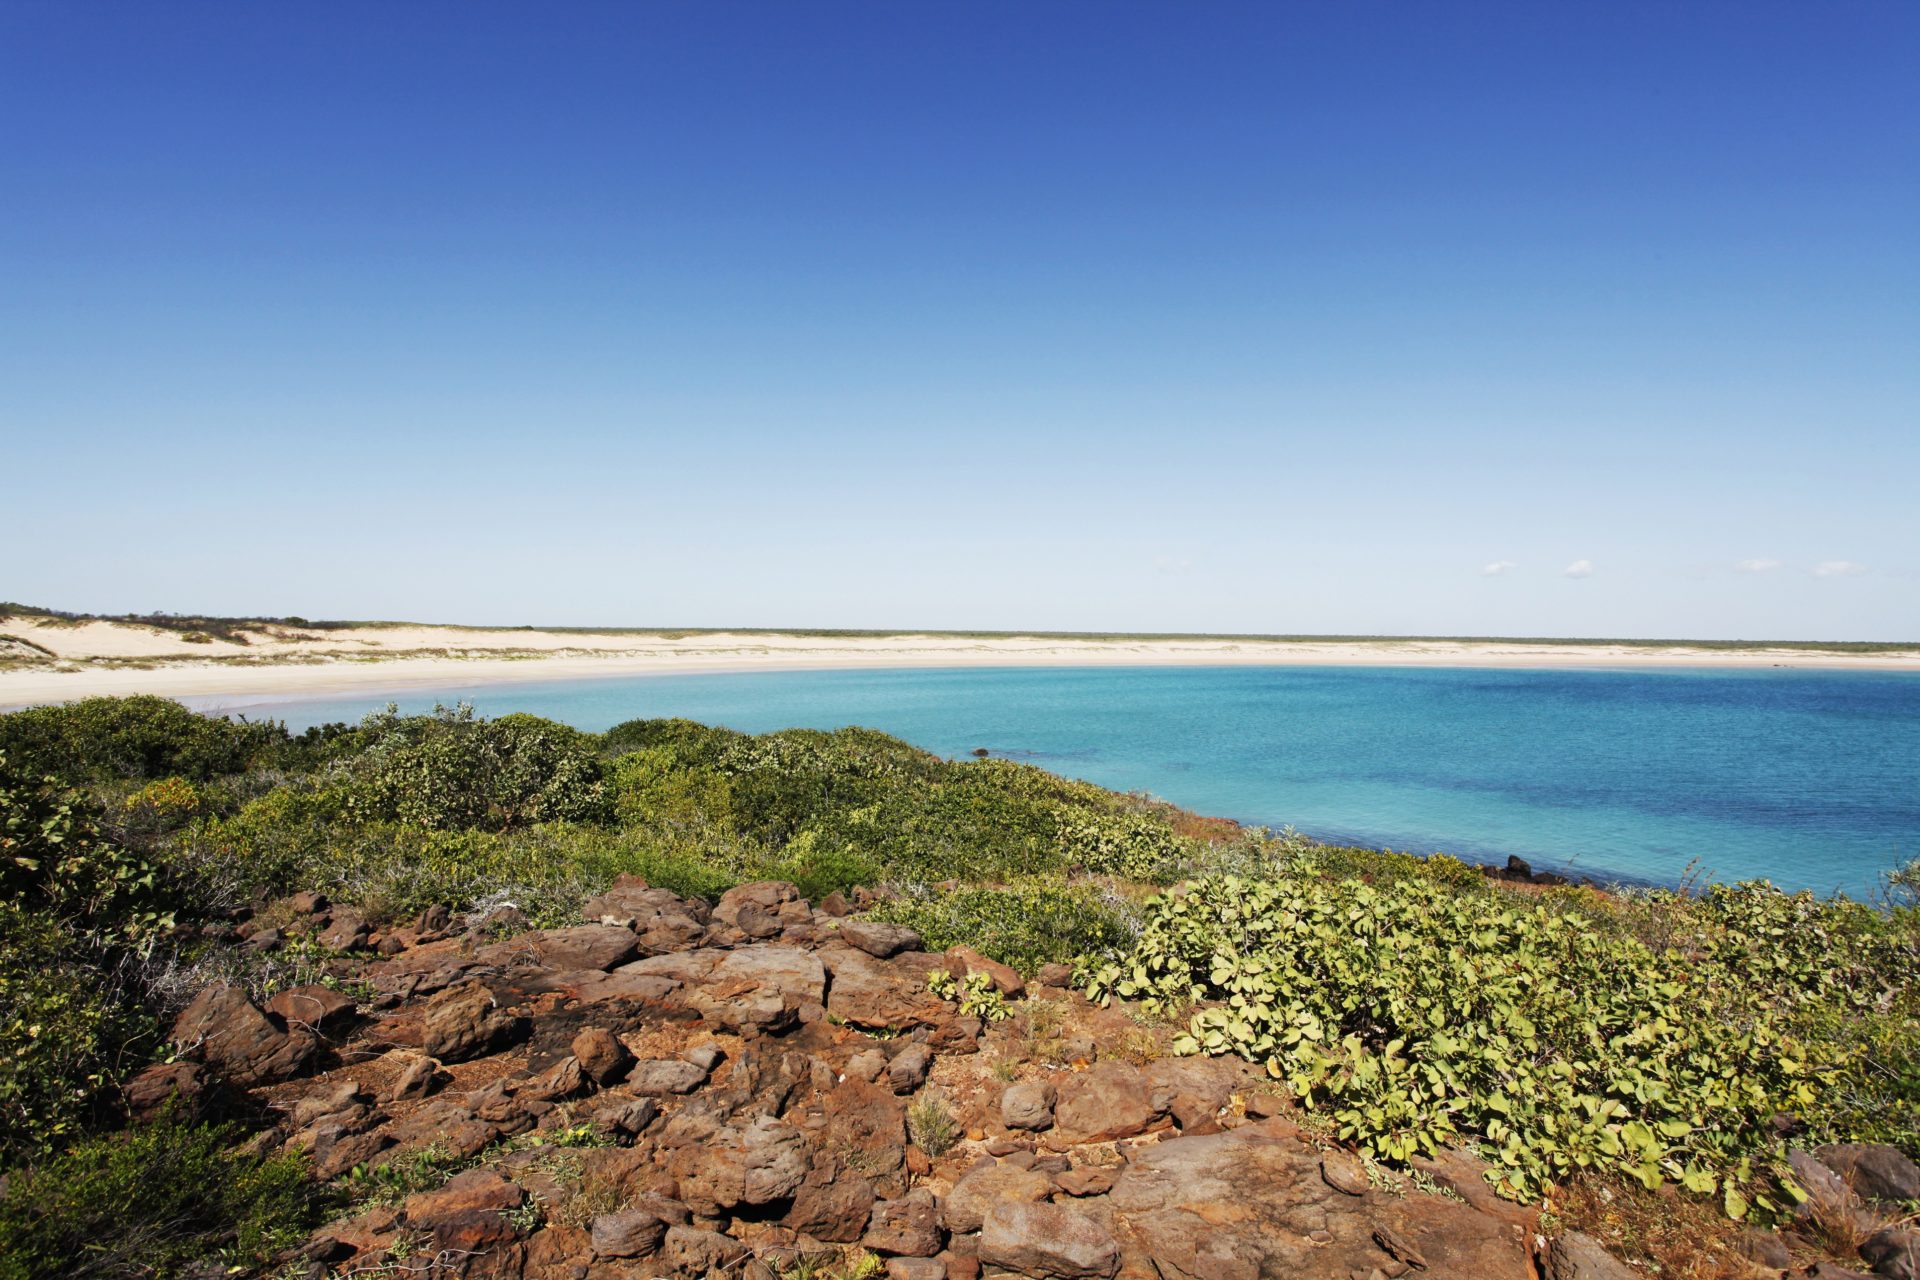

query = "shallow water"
[200,664,1920,898]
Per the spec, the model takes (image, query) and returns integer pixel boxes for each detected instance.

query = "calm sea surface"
[197,665,1920,899]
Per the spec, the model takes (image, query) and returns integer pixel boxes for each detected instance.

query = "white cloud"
[1562,559,1595,579]
[1480,561,1516,577]
[1734,558,1782,573]
[1814,560,1867,578]
[1150,555,1192,574]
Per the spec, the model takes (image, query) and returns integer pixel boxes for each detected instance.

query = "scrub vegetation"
[0,694,1914,1275]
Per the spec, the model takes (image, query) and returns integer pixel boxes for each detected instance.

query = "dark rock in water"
[1505,854,1533,878]
[971,747,990,757]
[1817,1143,1920,1205]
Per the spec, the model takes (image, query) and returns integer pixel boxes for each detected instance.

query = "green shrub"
[1086,873,1844,1217]
[599,717,744,763]
[345,705,609,831]
[0,696,283,784]
[0,1114,317,1279]
[1,753,173,943]
[0,903,154,1164]
[868,881,1136,974]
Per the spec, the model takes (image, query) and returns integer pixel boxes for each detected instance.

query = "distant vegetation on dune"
[0,696,1914,1274]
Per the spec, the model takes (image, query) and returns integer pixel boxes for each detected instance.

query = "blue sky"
[2,3,1915,638]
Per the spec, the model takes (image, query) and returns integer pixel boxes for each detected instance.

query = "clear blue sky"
[3,3,1915,638]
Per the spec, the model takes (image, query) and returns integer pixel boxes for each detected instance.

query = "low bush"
[0,696,282,784]
[0,1114,318,1280]
[1084,873,1870,1218]
[868,881,1136,974]
[344,705,610,831]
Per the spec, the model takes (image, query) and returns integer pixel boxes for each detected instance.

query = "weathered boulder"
[1105,1124,1534,1280]
[420,981,524,1063]
[949,945,1024,998]
[172,983,316,1086]
[1542,1232,1640,1280]
[979,1202,1119,1279]
[942,1162,1052,1235]
[590,1208,668,1259]
[515,924,640,971]
[888,1043,933,1094]
[1051,1061,1154,1144]
[785,1153,878,1242]
[1861,1227,1919,1280]
[662,1225,752,1275]
[1790,1149,1860,1225]
[1818,1143,1920,1205]
[866,1189,943,1257]
[264,984,358,1032]
[570,1026,633,1085]
[382,1050,443,1102]
[671,1115,811,1213]
[690,945,826,1031]
[626,1058,710,1095]
[824,949,952,1029]
[124,1061,203,1119]
[886,1259,947,1280]
[1002,1080,1055,1131]
[1320,1150,1370,1196]
[402,1168,526,1252]
[841,920,924,958]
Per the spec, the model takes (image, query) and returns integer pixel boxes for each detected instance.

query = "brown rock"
[785,1153,878,1243]
[527,924,641,971]
[1036,963,1074,988]
[949,945,1025,998]
[124,1061,203,1119]
[824,949,952,1030]
[567,1026,630,1085]
[1052,1061,1154,1144]
[691,945,827,1032]
[942,1162,1052,1235]
[171,983,316,1087]
[1816,1143,1920,1205]
[420,981,524,1063]
[265,984,358,1032]
[626,1058,710,1095]
[671,1115,811,1213]
[590,1208,668,1259]
[1542,1232,1638,1280]
[979,1201,1119,1278]
[403,1168,526,1251]
[887,1259,946,1280]
[866,1189,944,1257]
[1321,1151,1370,1196]
[1243,1092,1288,1119]
[842,920,925,958]
[1002,1080,1056,1131]
[661,1225,752,1274]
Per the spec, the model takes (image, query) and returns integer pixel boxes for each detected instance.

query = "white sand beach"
[2,614,1916,710]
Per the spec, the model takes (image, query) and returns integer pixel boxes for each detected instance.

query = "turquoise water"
[199,665,1920,899]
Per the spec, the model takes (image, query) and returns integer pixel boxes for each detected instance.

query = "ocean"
[197,664,1920,899]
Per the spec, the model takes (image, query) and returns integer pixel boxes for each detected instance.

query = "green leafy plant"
[1083,873,1889,1218]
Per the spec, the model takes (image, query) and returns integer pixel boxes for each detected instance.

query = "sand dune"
[1,614,1915,709]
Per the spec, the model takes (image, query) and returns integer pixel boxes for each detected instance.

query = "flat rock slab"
[1105,1123,1536,1280]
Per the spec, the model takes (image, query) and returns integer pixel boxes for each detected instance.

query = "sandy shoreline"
[3,616,1917,711]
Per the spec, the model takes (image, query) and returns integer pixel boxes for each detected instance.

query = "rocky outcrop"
[214,878,1584,1280]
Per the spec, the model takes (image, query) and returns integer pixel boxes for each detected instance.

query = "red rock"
[570,1026,632,1084]
[1052,1062,1154,1144]
[403,1168,526,1251]
[948,945,1024,998]
[865,1189,943,1257]
[420,981,524,1063]
[265,984,357,1032]
[124,1061,202,1119]
[172,983,316,1087]
[979,1202,1119,1279]
[941,1162,1052,1235]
